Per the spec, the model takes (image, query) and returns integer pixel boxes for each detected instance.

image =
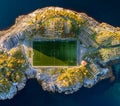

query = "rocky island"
[0,7,120,100]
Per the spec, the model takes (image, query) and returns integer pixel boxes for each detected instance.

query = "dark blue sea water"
[0,0,120,106]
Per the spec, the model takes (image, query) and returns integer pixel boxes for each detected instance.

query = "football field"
[33,40,77,66]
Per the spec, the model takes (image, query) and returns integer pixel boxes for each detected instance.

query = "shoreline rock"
[0,6,119,100]
[36,65,112,94]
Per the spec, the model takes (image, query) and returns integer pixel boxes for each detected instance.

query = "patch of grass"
[33,51,67,66]
[33,41,77,66]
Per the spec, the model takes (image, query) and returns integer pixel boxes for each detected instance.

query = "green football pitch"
[33,40,77,66]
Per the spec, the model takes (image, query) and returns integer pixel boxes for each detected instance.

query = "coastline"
[0,6,119,100]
